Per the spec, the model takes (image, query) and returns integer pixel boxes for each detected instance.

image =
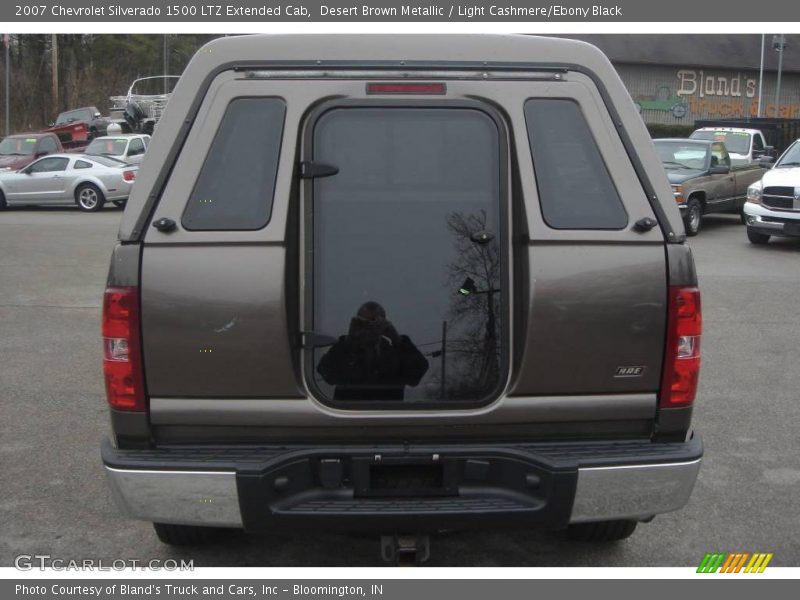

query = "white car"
[743,139,800,244]
[83,134,150,165]
[0,153,137,211]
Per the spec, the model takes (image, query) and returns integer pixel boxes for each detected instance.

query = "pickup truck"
[690,127,773,166]
[654,138,766,235]
[0,132,63,172]
[101,34,703,562]
[44,106,111,149]
[743,138,800,244]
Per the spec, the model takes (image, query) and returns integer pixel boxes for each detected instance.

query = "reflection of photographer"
[317,301,428,401]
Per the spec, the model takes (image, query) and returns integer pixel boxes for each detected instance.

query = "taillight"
[660,286,702,408]
[102,286,146,412]
[122,169,136,182]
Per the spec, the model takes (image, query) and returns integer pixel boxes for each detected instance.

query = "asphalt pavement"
[1,207,798,567]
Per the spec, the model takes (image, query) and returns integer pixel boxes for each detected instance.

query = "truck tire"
[566,519,638,542]
[75,183,105,212]
[747,228,770,245]
[684,198,702,236]
[0,190,6,210]
[152,523,223,546]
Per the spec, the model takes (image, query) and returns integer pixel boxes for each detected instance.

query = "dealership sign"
[634,68,800,119]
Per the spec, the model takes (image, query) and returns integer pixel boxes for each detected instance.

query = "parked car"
[100,34,703,560]
[689,127,772,166]
[0,132,63,172]
[84,134,150,165]
[743,138,800,244]
[654,138,766,235]
[0,153,137,211]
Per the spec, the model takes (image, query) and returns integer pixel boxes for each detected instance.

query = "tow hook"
[380,534,431,566]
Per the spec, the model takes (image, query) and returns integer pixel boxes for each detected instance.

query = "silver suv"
[101,35,703,558]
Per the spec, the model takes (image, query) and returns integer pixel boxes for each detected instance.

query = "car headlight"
[671,184,685,204]
[747,182,763,204]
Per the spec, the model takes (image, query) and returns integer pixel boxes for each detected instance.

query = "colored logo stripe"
[745,553,773,573]
[697,552,773,573]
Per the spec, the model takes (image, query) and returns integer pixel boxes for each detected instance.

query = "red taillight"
[122,169,136,182]
[366,82,447,95]
[102,286,146,412]
[660,286,702,408]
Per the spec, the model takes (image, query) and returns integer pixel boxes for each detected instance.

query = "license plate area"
[353,457,458,497]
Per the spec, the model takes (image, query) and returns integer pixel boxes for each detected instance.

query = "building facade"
[563,35,800,126]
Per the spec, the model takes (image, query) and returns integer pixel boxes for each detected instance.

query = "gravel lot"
[1,207,799,567]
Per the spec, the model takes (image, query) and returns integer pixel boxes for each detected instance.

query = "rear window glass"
[182,97,285,231]
[524,99,628,230]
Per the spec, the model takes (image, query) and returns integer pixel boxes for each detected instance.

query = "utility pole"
[4,34,9,135]
[773,34,787,118]
[757,34,765,118]
[163,35,169,94]
[50,34,58,120]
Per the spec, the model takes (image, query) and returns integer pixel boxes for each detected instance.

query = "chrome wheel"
[75,184,104,212]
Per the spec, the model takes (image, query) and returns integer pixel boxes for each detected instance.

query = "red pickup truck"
[0,132,64,172]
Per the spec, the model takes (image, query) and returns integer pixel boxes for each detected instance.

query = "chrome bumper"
[743,201,800,234]
[104,456,702,528]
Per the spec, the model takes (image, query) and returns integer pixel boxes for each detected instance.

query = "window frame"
[301,98,511,411]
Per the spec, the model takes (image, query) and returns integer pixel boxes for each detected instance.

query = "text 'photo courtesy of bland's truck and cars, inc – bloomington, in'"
[0,30,799,570]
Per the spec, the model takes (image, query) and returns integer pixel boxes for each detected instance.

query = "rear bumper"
[102,436,702,532]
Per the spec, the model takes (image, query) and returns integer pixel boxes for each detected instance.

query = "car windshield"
[654,141,709,170]
[690,130,751,155]
[775,142,800,168]
[86,139,128,156]
[0,137,36,155]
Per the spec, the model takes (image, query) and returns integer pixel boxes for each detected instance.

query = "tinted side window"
[182,98,285,231]
[752,135,764,151]
[711,143,731,167]
[128,138,145,156]
[29,157,68,173]
[39,137,57,154]
[524,99,628,230]
[75,160,92,169]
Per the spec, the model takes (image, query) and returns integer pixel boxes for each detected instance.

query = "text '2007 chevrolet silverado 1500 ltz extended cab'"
[100,35,703,560]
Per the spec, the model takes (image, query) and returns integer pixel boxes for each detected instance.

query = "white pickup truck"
[690,127,773,166]
[743,138,800,244]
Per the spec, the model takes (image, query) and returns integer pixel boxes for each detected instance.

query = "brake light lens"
[660,286,702,408]
[366,82,447,95]
[122,169,136,182]
[102,286,146,412]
